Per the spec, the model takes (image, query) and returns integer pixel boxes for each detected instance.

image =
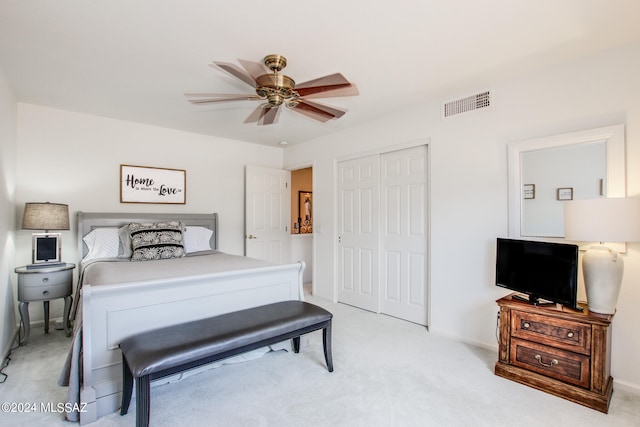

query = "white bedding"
[81,251,275,286]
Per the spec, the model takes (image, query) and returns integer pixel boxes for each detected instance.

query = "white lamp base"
[583,245,623,315]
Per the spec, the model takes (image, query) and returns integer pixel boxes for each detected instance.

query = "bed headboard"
[77,212,219,261]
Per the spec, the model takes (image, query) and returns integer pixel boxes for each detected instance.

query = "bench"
[119,300,333,427]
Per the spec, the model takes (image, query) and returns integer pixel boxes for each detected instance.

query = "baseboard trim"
[613,378,640,396]
[428,326,498,353]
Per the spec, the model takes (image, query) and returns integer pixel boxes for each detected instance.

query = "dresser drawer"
[512,310,591,355]
[18,269,72,288]
[510,338,590,388]
[18,281,71,301]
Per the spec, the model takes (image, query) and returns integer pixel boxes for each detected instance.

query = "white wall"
[291,234,312,283]
[0,64,18,359]
[15,104,284,322]
[284,40,640,392]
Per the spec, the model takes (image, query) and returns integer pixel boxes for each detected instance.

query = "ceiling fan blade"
[187,94,261,104]
[185,93,261,98]
[295,73,359,98]
[298,83,359,99]
[290,107,332,122]
[292,100,347,120]
[244,105,266,123]
[259,106,281,125]
[244,105,281,125]
[296,72,350,88]
[237,59,271,80]
[211,62,256,87]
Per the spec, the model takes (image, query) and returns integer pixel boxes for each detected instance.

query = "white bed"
[65,212,305,425]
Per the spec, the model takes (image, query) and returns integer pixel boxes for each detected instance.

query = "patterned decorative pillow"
[128,221,185,261]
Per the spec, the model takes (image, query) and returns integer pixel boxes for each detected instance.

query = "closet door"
[380,146,428,325]
[337,155,380,312]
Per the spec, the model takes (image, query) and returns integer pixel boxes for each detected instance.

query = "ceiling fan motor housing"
[255,74,297,106]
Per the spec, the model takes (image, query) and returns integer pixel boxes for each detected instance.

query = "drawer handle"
[42,277,49,283]
[523,322,530,329]
[42,290,49,296]
[567,331,574,338]
[535,354,558,368]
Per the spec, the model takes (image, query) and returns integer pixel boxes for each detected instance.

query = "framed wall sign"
[120,165,186,204]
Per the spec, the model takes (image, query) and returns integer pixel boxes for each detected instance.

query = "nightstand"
[15,263,75,345]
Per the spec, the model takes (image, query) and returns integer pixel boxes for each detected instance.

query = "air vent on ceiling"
[443,91,491,117]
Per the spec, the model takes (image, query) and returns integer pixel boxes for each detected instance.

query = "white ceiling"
[1,1,640,147]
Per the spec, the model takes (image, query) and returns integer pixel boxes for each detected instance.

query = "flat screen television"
[495,238,579,310]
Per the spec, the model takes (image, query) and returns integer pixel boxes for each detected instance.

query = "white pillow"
[82,228,120,262]
[183,226,213,253]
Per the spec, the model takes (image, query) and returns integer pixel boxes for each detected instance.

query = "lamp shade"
[564,197,640,243]
[22,202,70,231]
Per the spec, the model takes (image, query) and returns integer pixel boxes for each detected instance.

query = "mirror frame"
[508,124,625,240]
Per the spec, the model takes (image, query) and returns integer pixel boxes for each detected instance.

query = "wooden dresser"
[495,294,614,412]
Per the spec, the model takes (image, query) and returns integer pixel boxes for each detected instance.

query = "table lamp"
[564,197,640,314]
[22,202,70,266]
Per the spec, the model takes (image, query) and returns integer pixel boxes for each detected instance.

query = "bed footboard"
[79,261,305,425]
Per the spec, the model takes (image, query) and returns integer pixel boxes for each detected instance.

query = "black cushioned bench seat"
[119,300,333,427]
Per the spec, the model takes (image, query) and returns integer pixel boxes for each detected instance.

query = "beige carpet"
[1,293,639,426]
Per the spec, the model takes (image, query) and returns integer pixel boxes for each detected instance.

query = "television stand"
[495,293,614,413]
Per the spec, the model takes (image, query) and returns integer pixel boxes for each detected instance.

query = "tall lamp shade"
[22,202,70,265]
[564,197,640,314]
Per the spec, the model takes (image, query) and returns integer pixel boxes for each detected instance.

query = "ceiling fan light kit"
[187,54,358,125]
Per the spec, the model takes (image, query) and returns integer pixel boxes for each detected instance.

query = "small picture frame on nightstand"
[31,233,61,265]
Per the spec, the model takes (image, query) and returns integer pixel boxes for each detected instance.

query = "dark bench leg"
[120,356,134,415]
[136,375,151,427]
[323,321,334,372]
[293,321,333,371]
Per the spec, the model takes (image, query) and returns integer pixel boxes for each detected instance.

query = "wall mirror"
[508,124,625,240]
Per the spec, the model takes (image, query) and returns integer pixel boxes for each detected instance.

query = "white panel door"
[337,155,380,312]
[380,146,428,325]
[245,166,290,263]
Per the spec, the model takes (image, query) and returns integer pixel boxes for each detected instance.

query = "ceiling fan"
[186,54,358,125]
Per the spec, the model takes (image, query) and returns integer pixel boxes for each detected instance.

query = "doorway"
[291,167,313,289]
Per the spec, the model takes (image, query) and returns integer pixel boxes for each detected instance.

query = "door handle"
[247,234,257,239]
